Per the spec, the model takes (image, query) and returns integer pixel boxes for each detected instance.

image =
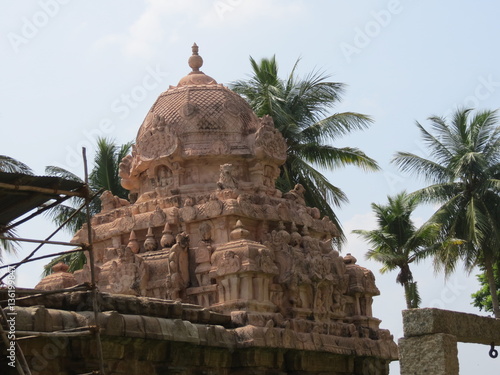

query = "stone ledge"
[402,308,500,344]
[0,289,232,327]
[5,305,398,361]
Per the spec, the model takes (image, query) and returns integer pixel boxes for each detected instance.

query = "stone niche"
[35,44,398,374]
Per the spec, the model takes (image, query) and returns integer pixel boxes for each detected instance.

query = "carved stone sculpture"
[217,163,238,190]
[167,232,190,300]
[160,222,175,248]
[36,44,396,372]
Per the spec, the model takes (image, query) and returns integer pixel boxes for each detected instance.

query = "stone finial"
[290,222,302,246]
[127,230,140,254]
[161,223,175,248]
[230,220,250,241]
[188,43,203,72]
[343,253,357,265]
[144,227,158,252]
[177,43,217,86]
[52,261,69,273]
[278,221,286,231]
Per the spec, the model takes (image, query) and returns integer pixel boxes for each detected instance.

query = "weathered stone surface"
[35,261,78,291]
[399,333,459,375]
[5,303,397,361]
[18,44,398,375]
[46,45,385,339]
[402,308,500,345]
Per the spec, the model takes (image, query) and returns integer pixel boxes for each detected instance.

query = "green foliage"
[42,137,132,277]
[0,155,34,258]
[231,56,379,238]
[90,138,132,199]
[393,108,500,317]
[42,250,87,277]
[0,155,34,175]
[406,281,421,309]
[353,191,443,308]
[471,262,500,313]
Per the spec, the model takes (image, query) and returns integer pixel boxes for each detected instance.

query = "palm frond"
[301,112,373,143]
[231,55,378,243]
[395,108,500,317]
[45,166,83,182]
[0,155,34,175]
[0,227,19,261]
[392,152,449,184]
[41,250,86,277]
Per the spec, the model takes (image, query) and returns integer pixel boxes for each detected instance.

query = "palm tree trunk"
[403,282,412,309]
[484,259,500,318]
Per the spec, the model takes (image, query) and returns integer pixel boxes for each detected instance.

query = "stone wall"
[1,291,397,375]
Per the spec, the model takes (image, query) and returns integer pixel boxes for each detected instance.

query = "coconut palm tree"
[0,155,34,175]
[230,56,379,236]
[0,155,34,259]
[353,191,441,308]
[42,137,132,276]
[471,261,500,313]
[393,108,500,317]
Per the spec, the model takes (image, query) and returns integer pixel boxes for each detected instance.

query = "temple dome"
[134,43,260,161]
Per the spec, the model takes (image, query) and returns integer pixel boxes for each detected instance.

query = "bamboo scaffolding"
[3,195,72,232]
[82,147,106,375]
[16,329,94,340]
[0,188,102,284]
[0,236,86,248]
[0,248,87,272]
[0,149,105,374]
[0,181,85,197]
[0,283,92,305]
[0,304,32,375]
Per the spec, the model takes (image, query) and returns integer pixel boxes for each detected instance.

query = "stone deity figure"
[217,251,241,302]
[217,163,238,190]
[158,167,168,186]
[167,232,190,300]
[195,222,214,286]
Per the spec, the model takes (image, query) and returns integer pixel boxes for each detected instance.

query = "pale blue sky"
[1,1,500,372]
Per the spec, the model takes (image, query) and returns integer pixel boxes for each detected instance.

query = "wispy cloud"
[93,0,304,59]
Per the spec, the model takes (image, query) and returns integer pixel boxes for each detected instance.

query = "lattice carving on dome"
[136,114,180,159]
[150,88,188,124]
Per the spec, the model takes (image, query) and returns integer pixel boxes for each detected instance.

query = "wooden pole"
[82,148,106,375]
[3,195,72,232]
[0,236,86,248]
[0,181,85,197]
[16,330,93,340]
[0,188,102,284]
[0,248,87,272]
[0,306,31,375]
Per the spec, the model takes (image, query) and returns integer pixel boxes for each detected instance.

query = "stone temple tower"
[36,45,397,370]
